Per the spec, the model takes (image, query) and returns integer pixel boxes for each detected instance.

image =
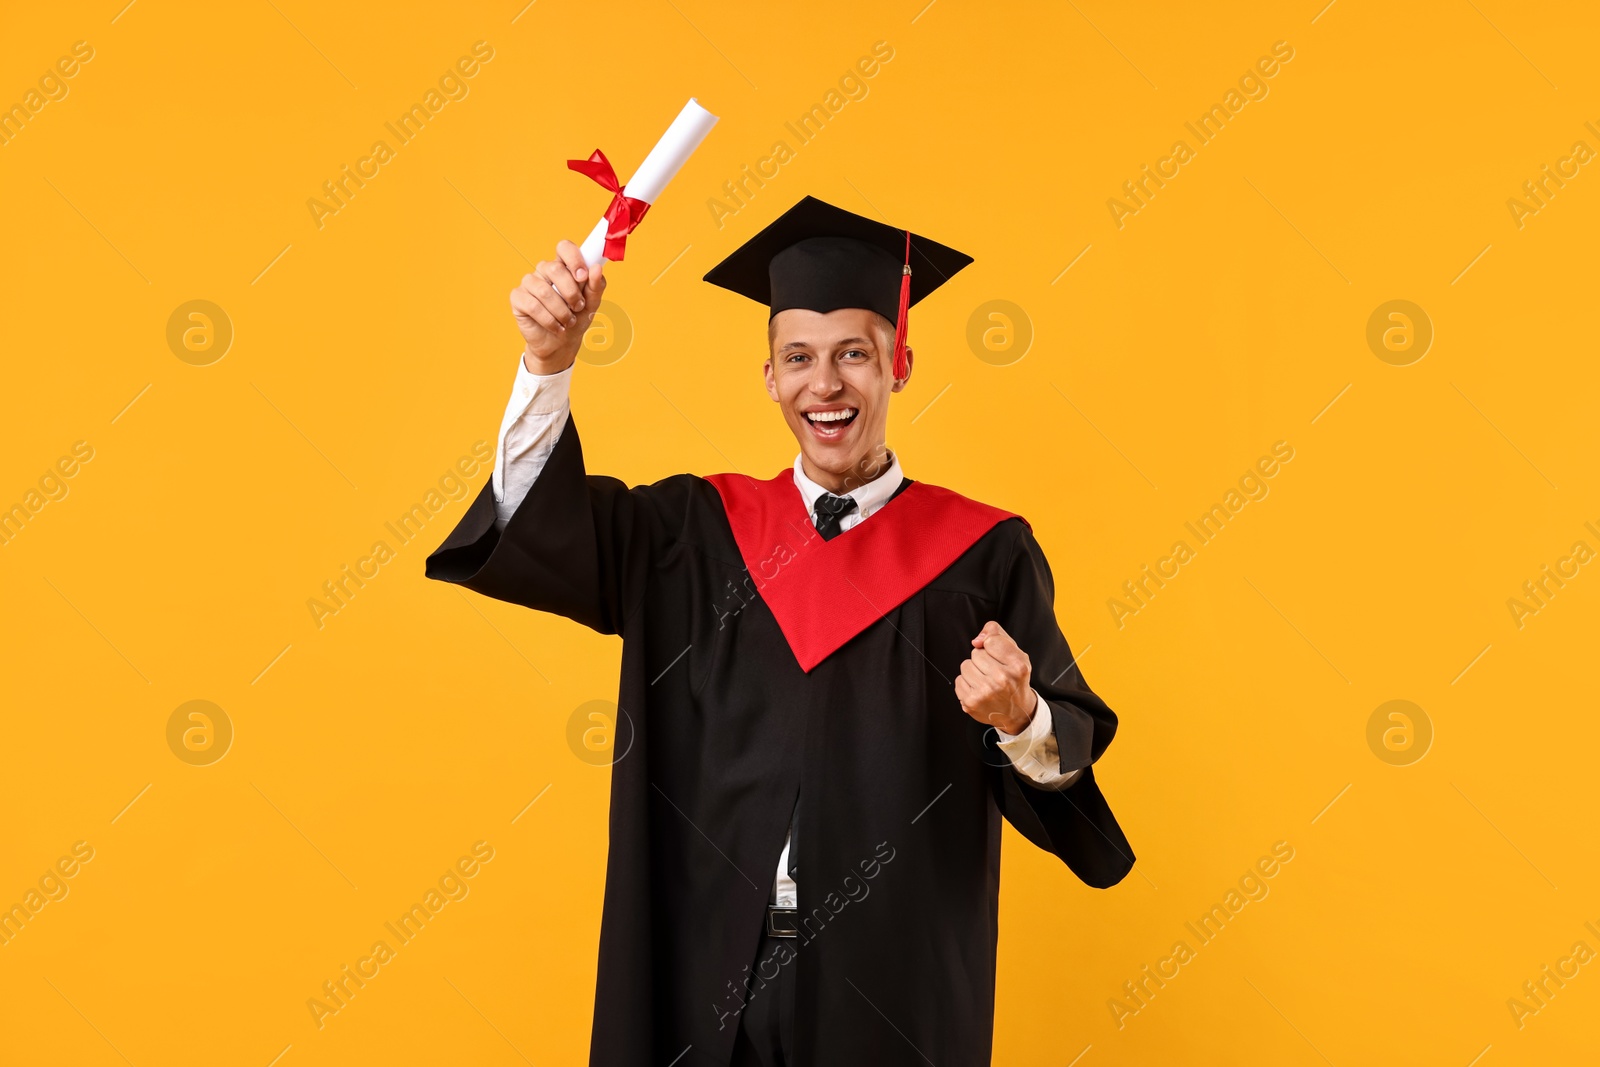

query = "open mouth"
[803,407,858,439]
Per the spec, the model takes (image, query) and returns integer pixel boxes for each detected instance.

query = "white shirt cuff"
[994,689,1083,790]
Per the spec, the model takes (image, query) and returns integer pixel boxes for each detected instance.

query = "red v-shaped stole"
[704,469,1022,672]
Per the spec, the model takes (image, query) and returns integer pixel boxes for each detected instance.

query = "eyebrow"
[777,336,875,353]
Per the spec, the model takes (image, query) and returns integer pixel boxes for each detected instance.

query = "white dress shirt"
[490,354,1082,909]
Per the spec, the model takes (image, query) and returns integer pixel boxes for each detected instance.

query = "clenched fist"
[955,621,1037,735]
[511,239,608,374]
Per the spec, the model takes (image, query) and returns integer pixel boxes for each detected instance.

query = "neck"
[802,443,894,495]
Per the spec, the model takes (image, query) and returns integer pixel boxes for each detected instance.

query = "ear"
[764,357,779,402]
[890,347,913,392]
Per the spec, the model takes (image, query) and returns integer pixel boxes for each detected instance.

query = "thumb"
[582,260,606,306]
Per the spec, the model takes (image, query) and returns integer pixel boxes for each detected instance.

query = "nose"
[808,357,843,397]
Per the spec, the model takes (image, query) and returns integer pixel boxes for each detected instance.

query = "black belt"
[766,905,799,938]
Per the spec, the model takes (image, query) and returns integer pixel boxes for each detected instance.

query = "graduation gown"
[426,419,1134,1066]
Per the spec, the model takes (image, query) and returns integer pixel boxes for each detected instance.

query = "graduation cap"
[703,195,974,380]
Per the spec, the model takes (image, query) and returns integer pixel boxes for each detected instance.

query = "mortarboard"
[702,195,974,379]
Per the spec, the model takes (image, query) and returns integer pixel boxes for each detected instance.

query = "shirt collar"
[791,449,905,523]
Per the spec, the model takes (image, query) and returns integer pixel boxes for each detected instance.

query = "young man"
[427,196,1134,1066]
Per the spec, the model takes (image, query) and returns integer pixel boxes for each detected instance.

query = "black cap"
[702,195,973,347]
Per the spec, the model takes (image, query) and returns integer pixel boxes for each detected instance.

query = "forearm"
[496,239,604,528]
[494,355,574,528]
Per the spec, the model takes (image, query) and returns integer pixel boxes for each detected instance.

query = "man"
[427,196,1134,1065]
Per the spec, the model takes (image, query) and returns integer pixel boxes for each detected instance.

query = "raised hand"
[510,239,607,374]
[955,620,1036,735]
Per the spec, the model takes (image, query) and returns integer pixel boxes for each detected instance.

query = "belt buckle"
[766,905,798,938]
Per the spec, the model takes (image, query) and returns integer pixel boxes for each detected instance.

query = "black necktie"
[783,493,860,892]
[812,493,858,542]
[786,795,800,882]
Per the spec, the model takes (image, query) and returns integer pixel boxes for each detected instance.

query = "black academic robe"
[425,419,1134,1066]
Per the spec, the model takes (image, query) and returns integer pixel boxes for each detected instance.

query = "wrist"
[992,716,1029,740]
[523,347,577,376]
[994,695,1036,736]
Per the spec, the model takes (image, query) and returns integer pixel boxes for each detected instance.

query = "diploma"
[569,98,719,267]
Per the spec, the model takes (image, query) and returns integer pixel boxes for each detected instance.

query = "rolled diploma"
[578,97,719,267]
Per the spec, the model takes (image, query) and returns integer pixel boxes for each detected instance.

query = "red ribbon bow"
[567,149,651,261]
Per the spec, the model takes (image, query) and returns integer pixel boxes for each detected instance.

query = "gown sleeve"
[425,415,690,635]
[989,521,1136,889]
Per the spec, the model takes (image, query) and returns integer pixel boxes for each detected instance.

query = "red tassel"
[891,229,912,380]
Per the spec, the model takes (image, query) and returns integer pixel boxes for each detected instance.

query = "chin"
[803,448,855,476]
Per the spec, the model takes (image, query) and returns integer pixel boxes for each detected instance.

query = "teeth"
[806,409,856,423]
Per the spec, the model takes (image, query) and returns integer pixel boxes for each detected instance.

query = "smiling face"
[765,306,912,494]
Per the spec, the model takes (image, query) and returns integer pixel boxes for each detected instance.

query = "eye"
[841,349,868,361]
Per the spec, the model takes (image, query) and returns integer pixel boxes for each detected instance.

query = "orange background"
[2,1,1597,1064]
